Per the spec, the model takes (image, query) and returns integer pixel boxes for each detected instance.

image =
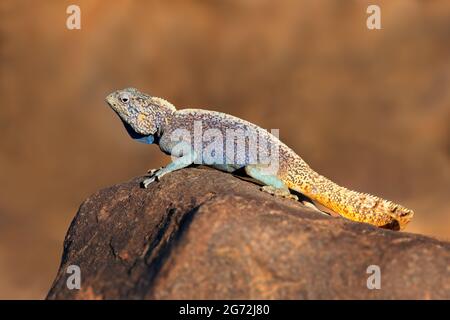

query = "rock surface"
[47,167,450,299]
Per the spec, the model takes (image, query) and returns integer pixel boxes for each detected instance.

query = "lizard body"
[106,88,414,230]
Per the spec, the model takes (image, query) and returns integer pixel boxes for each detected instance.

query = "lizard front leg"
[147,167,163,175]
[142,144,196,188]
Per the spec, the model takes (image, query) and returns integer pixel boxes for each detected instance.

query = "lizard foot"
[142,176,159,188]
[142,168,170,188]
[260,186,298,201]
[142,169,161,188]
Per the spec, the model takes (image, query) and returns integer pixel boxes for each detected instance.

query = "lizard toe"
[142,176,157,188]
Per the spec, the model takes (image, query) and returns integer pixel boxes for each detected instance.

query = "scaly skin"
[106,88,414,230]
[281,158,413,230]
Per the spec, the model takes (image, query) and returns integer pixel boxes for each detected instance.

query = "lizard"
[105,87,414,231]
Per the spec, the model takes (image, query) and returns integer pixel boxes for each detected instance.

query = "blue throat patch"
[135,134,154,144]
[122,121,155,144]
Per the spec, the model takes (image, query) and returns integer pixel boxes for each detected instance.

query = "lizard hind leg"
[244,165,298,201]
[244,164,325,214]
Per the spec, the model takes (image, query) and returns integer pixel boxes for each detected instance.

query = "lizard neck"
[153,107,175,140]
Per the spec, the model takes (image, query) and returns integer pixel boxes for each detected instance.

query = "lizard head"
[106,88,176,143]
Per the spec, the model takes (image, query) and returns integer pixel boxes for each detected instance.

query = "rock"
[47,166,450,299]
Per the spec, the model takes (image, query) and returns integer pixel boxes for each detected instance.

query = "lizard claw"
[142,175,159,188]
[143,167,164,188]
[142,167,168,188]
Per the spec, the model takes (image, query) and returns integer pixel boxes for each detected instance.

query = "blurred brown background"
[0,0,449,299]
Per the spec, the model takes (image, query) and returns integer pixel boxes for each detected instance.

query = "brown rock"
[47,167,450,299]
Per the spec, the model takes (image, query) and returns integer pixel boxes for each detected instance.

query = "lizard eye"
[119,93,130,104]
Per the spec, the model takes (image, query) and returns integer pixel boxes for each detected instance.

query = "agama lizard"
[106,88,414,230]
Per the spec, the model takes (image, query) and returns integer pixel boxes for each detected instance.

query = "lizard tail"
[284,160,414,230]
